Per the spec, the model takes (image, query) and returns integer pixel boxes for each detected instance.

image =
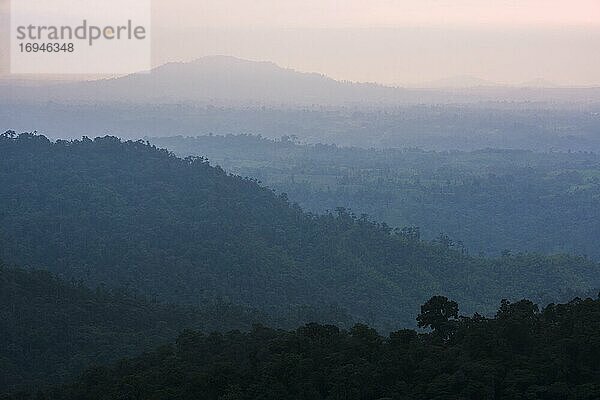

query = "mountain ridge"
[3,56,600,106]
[1,132,598,332]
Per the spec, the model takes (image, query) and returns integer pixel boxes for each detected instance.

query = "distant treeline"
[151,134,600,259]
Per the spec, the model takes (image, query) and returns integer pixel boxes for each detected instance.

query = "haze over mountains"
[150,134,600,260]
[2,57,600,152]
[1,133,598,334]
[4,0,600,394]
[3,56,600,106]
[2,131,600,397]
[3,56,600,400]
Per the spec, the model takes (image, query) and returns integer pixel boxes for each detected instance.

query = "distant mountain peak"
[2,57,600,106]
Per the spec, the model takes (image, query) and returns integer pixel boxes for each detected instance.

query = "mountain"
[11,295,600,400]
[3,56,600,106]
[1,132,599,332]
[1,56,406,105]
[0,261,266,392]
[3,57,600,153]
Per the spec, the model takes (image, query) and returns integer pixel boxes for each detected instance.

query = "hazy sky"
[2,0,600,85]
[153,0,600,29]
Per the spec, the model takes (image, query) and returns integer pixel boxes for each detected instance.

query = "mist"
[3,1,600,398]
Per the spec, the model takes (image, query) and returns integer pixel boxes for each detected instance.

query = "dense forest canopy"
[0,259,355,393]
[2,13,600,400]
[1,132,599,333]
[0,261,268,391]
[150,134,600,259]
[7,295,600,400]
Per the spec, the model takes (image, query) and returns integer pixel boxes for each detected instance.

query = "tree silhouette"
[417,295,459,339]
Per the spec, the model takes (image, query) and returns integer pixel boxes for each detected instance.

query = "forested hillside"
[0,262,267,392]
[151,134,600,259]
[1,132,598,332]
[9,295,600,400]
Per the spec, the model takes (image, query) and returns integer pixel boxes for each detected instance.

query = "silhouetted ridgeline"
[6,295,600,400]
[1,132,599,333]
[4,57,600,152]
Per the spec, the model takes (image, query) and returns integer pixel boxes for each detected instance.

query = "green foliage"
[1,133,598,334]
[416,295,459,339]
[10,296,600,400]
[0,263,266,392]
[150,134,600,259]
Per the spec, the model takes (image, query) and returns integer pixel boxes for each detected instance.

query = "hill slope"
[0,262,265,392]
[149,134,600,259]
[1,132,599,330]
[10,296,600,400]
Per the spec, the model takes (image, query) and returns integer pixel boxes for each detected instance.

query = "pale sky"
[2,0,600,85]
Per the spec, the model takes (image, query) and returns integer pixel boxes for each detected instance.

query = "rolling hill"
[0,261,267,392]
[1,132,599,332]
[149,134,600,259]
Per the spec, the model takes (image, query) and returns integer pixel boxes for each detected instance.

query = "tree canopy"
[1,132,598,332]
[7,295,600,400]
[150,134,600,259]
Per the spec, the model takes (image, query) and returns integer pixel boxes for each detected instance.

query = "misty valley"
[151,134,600,259]
[1,130,600,399]
[2,48,600,400]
